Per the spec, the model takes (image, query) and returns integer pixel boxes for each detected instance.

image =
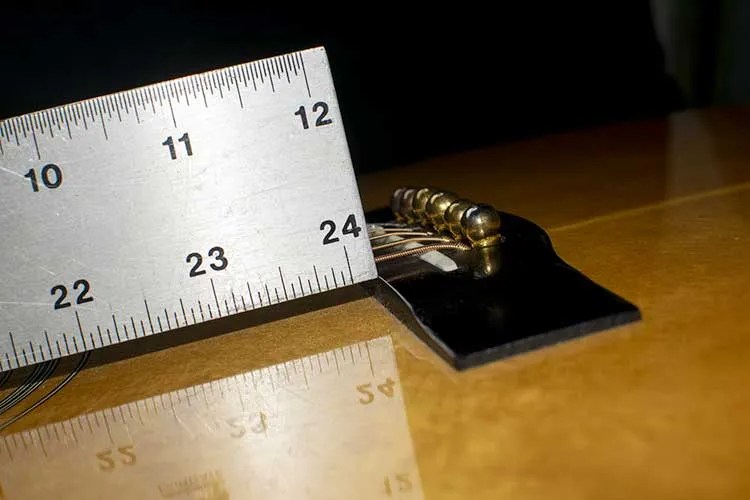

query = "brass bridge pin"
[426,191,460,232]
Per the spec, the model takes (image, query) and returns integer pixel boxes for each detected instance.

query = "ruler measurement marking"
[344,246,355,284]
[179,298,188,326]
[131,317,138,339]
[74,311,86,350]
[250,63,258,90]
[44,330,55,358]
[278,267,289,301]
[108,317,120,343]
[30,124,41,160]
[232,69,244,108]
[266,61,276,92]
[313,265,322,292]
[166,90,177,128]
[246,283,255,309]
[299,53,312,97]
[143,300,155,334]
[210,278,222,317]
[7,333,19,369]
[283,56,292,83]
[95,100,109,140]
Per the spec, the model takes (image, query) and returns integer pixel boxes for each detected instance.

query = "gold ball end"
[426,191,460,231]
[400,187,418,222]
[461,204,502,247]
[413,187,437,224]
[445,199,475,239]
[390,187,407,219]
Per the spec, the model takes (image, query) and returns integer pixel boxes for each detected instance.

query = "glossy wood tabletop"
[2,108,749,499]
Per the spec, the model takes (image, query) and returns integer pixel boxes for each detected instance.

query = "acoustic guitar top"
[1,107,749,499]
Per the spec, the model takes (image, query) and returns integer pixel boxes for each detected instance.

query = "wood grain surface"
[2,108,749,499]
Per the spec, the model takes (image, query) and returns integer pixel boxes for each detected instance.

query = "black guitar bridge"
[367,187,641,370]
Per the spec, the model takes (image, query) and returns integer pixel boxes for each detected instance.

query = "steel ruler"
[0,47,377,372]
[0,336,423,499]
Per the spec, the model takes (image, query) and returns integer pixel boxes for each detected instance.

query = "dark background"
[1,2,742,173]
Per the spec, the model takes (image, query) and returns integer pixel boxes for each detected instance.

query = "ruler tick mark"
[300,53,312,97]
[313,265,322,292]
[44,330,54,358]
[180,298,188,326]
[75,311,87,348]
[96,100,109,140]
[144,300,155,334]
[166,92,177,128]
[210,278,222,317]
[344,246,355,284]
[30,127,41,160]
[7,332,19,368]
[278,267,289,301]
[112,315,122,342]
[331,267,338,288]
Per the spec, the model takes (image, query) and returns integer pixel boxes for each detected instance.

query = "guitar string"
[0,352,89,432]
[0,362,51,414]
[374,243,470,263]
[0,360,58,416]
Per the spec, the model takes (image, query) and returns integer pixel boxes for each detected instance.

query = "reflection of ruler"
[0,337,423,499]
[0,47,376,372]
